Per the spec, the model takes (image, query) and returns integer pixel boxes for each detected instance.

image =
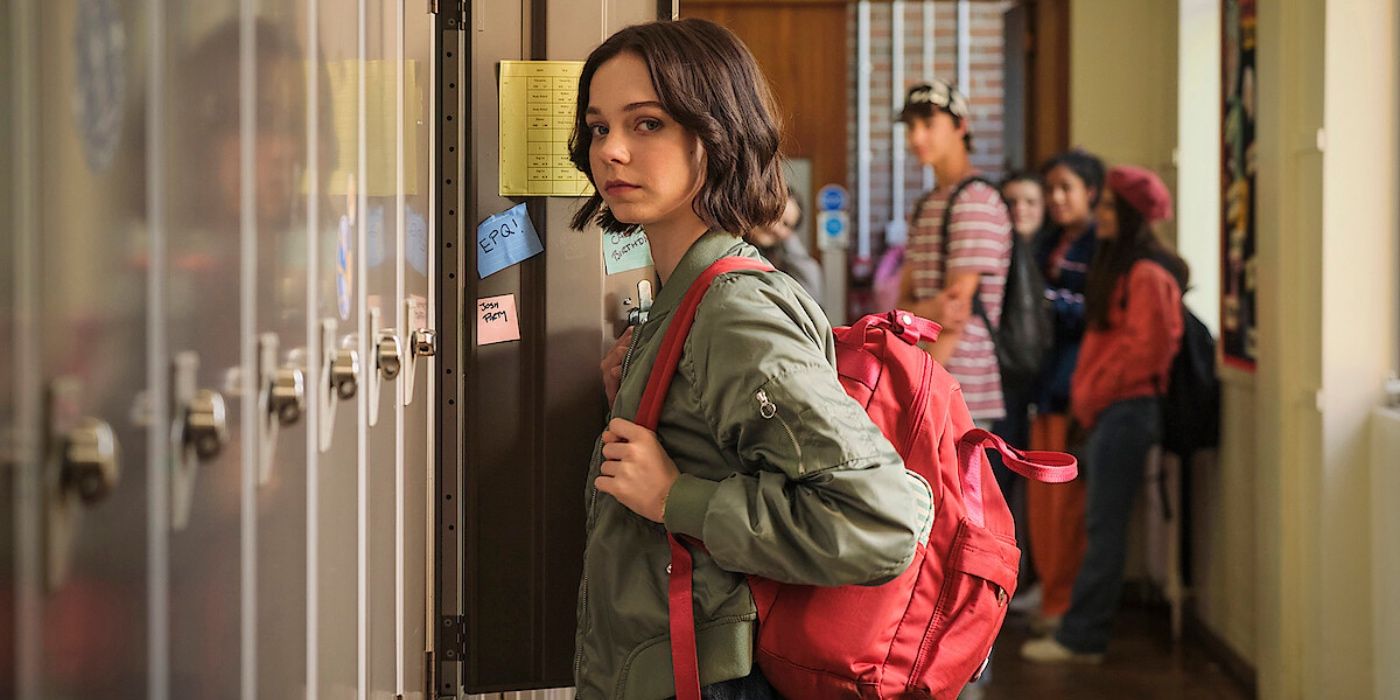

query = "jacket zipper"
[620,323,642,379]
[756,390,805,474]
[577,322,647,679]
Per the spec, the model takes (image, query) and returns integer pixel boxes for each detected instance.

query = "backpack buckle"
[887,310,939,345]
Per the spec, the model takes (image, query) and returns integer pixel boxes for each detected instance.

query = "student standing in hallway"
[996,170,1052,455]
[1024,149,1105,635]
[896,79,1013,699]
[1022,165,1186,664]
[897,79,1014,430]
[997,170,1052,613]
[575,19,933,698]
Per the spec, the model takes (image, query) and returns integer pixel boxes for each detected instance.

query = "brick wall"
[847,1,1013,263]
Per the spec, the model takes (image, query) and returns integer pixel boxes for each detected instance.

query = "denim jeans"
[689,665,780,700]
[1055,397,1162,654]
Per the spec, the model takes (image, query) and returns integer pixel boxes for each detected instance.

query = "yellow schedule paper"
[499,61,592,197]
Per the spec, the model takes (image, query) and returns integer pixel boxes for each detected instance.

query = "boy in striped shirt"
[897,80,1014,427]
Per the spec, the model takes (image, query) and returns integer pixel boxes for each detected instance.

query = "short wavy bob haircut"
[568,19,787,236]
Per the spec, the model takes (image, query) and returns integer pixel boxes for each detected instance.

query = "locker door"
[2,3,20,695]
[401,6,436,699]
[243,6,316,699]
[311,2,368,696]
[10,0,156,697]
[444,0,668,694]
[361,1,422,696]
[162,5,252,697]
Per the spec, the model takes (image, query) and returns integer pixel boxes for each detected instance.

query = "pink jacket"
[1070,260,1183,428]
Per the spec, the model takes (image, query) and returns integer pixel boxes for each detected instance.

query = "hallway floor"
[980,605,1251,700]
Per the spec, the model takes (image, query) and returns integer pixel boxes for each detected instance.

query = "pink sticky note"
[477,294,521,345]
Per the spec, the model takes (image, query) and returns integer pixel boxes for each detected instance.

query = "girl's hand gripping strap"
[632,257,773,700]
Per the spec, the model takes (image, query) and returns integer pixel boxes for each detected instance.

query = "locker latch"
[368,307,404,427]
[624,279,654,327]
[169,352,230,531]
[257,334,307,486]
[319,319,361,452]
[404,327,437,407]
[42,377,123,588]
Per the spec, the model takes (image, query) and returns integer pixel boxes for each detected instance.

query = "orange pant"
[1026,413,1087,618]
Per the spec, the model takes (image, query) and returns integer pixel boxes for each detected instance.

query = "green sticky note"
[602,229,653,275]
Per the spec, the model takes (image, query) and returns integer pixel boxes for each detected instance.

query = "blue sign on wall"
[817,184,848,212]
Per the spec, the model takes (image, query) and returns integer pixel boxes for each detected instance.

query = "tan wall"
[1316,0,1398,696]
[1069,0,1179,183]
[1069,1,1388,694]
[1068,2,1400,698]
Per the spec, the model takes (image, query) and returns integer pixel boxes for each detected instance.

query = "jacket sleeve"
[1071,262,1183,427]
[944,183,1013,280]
[902,194,940,303]
[662,273,934,587]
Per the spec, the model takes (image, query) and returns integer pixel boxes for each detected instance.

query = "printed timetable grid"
[499,61,592,197]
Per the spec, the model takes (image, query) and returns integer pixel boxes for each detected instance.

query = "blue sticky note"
[476,203,544,278]
[601,229,654,275]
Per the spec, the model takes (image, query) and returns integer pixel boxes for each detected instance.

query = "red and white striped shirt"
[907,178,1013,421]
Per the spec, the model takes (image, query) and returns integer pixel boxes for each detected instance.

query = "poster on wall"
[1221,0,1258,370]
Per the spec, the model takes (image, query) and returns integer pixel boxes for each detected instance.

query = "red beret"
[1107,165,1173,223]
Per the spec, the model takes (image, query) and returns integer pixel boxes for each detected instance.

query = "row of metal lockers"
[3,0,672,697]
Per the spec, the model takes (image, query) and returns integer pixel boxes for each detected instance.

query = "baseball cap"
[898,79,971,123]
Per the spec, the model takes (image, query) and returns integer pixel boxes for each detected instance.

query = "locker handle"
[185,389,229,462]
[42,379,123,587]
[331,348,360,401]
[367,306,403,427]
[369,327,401,427]
[318,321,358,452]
[62,417,119,505]
[271,365,307,427]
[377,329,403,381]
[411,328,437,357]
[403,327,437,407]
[168,352,228,530]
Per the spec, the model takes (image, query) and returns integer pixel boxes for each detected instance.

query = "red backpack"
[636,258,1078,700]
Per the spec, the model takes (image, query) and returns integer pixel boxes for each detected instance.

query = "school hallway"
[4,0,1399,699]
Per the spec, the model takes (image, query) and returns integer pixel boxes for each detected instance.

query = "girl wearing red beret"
[1022,165,1188,663]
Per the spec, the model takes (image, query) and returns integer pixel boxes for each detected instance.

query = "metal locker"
[241,8,315,700]
[7,0,157,697]
[309,3,369,697]
[7,0,441,697]
[162,6,251,697]
[360,1,435,697]
[401,5,437,700]
[438,0,672,695]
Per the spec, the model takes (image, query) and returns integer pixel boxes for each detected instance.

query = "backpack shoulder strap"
[937,175,1003,258]
[939,176,1006,335]
[637,256,773,700]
